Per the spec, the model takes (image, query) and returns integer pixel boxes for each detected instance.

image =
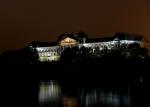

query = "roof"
[86,32,143,43]
[57,33,78,42]
[113,32,143,41]
[29,32,143,47]
[87,36,113,43]
[73,32,88,39]
[57,32,88,42]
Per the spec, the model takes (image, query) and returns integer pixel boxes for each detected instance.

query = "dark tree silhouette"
[60,42,150,65]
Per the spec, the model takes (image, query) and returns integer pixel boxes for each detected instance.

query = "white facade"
[36,46,61,62]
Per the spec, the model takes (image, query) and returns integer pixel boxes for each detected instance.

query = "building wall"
[36,46,61,62]
[35,40,142,62]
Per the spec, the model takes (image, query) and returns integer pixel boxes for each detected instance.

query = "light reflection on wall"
[84,90,120,107]
[81,89,130,107]
[39,80,62,105]
[38,80,131,107]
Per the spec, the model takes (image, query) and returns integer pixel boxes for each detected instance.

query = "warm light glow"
[60,37,78,46]
[39,80,61,104]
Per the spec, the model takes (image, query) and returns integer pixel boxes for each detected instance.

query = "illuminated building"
[29,32,144,62]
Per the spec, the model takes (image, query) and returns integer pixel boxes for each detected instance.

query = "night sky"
[0,0,150,52]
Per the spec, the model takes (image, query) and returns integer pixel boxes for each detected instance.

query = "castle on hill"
[29,32,144,62]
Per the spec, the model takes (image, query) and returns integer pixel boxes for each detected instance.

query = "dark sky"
[0,0,150,52]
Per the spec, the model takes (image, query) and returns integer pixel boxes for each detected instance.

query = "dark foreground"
[1,61,149,107]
